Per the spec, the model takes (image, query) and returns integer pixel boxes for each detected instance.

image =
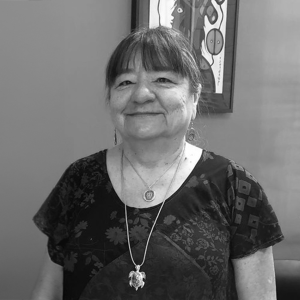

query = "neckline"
[103,148,207,211]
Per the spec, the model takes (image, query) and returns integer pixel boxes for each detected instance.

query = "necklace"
[121,142,186,291]
[123,149,182,202]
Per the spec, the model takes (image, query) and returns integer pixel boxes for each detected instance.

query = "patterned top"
[33,149,284,300]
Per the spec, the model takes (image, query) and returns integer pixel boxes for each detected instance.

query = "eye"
[156,78,172,83]
[117,80,132,87]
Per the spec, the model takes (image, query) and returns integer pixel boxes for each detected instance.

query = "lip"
[126,112,162,116]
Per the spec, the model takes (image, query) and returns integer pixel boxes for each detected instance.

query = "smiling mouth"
[127,113,161,116]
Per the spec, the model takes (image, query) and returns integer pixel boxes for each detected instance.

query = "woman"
[32,26,283,300]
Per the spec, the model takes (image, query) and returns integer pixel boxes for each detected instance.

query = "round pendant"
[143,190,155,202]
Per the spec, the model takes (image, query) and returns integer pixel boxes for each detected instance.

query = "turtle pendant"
[129,265,146,291]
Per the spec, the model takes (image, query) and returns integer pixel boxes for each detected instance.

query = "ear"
[191,90,200,120]
[192,83,202,119]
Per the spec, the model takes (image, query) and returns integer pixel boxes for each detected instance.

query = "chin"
[131,133,162,141]
[125,129,163,141]
[125,125,165,140]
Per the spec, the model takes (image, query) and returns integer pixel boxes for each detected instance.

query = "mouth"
[127,112,162,116]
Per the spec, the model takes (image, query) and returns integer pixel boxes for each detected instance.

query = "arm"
[31,251,63,300]
[232,246,276,300]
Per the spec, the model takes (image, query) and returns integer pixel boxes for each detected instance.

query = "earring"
[114,129,118,145]
[187,121,196,142]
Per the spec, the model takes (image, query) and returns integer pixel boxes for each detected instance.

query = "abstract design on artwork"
[149,0,228,96]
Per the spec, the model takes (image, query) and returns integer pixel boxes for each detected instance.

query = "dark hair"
[105,26,202,100]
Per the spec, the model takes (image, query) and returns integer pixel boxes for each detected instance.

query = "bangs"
[106,30,188,88]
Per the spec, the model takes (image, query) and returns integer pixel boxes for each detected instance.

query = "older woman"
[32,27,283,300]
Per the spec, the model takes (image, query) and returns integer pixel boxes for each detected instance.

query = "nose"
[131,81,155,104]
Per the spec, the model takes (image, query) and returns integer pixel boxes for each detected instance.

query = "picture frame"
[131,0,240,113]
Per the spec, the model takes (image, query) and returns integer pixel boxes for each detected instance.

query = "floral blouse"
[33,149,284,300]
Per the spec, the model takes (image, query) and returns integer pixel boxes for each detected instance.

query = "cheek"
[168,94,189,115]
[174,96,196,123]
[109,95,125,113]
[109,103,124,126]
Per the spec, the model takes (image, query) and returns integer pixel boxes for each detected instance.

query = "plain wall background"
[0,0,299,299]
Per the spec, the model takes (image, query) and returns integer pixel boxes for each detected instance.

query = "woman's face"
[109,56,199,143]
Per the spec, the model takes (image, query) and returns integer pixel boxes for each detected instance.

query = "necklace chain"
[123,149,183,202]
[123,149,182,190]
[122,143,186,270]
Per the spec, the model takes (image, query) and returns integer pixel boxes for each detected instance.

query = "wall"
[0,1,131,299]
[0,0,299,299]
[197,0,300,259]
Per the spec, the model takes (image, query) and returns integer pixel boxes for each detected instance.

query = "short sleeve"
[226,160,284,259]
[33,162,79,265]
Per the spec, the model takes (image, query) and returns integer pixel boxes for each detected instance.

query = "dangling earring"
[187,121,196,142]
[114,129,118,145]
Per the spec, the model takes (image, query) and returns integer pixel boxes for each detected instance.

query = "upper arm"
[232,246,276,300]
[31,251,63,300]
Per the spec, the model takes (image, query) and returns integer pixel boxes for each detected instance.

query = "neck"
[120,138,186,169]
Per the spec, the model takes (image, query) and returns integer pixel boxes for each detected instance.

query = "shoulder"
[72,149,107,169]
[68,149,107,175]
[201,149,230,166]
[193,150,263,202]
[58,149,108,191]
[197,149,232,179]
[200,150,257,182]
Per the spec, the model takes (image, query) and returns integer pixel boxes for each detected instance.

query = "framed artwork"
[131,0,239,113]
